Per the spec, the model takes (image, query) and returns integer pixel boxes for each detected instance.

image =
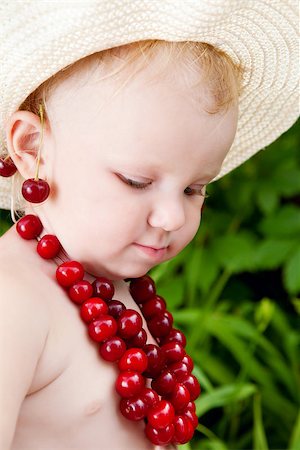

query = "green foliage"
[1,121,299,449]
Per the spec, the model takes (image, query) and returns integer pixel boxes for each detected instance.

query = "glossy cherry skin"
[182,408,198,429]
[92,277,115,300]
[99,336,126,362]
[80,298,109,323]
[129,276,156,303]
[115,370,145,398]
[107,300,126,318]
[181,354,194,372]
[161,328,187,348]
[173,415,194,444]
[88,315,117,342]
[0,157,17,177]
[161,342,185,364]
[168,361,190,382]
[145,423,175,446]
[147,311,173,338]
[125,328,147,349]
[118,348,148,373]
[141,295,166,319]
[68,280,93,304]
[16,214,43,240]
[120,396,147,421]
[22,178,50,203]
[143,344,165,378]
[56,261,84,287]
[140,387,159,409]
[151,369,176,395]
[167,383,190,412]
[147,399,175,429]
[181,374,201,401]
[117,309,143,339]
[37,234,61,259]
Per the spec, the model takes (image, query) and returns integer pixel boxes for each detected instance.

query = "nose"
[147,194,186,232]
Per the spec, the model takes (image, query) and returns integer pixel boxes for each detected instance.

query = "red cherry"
[182,408,198,429]
[107,299,126,318]
[126,328,147,348]
[115,370,145,398]
[120,396,147,421]
[141,295,166,319]
[167,383,190,412]
[0,157,17,177]
[80,298,108,323]
[181,353,194,372]
[118,348,148,373]
[161,328,187,348]
[185,401,196,413]
[99,336,126,362]
[145,423,175,445]
[151,369,176,395]
[16,214,43,240]
[88,315,117,342]
[173,415,193,444]
[181,374,201,401]
[22,178,50,203]
[140,387,159,409]
[117,309,143,339]
[129,276,156,303]
[143,344,165,378]
[56,261,84,287]
[168,361,190,382]
[36,234,61,259]
[147,399,175,429]
[68,280,93,304]
[92,277,114,300]
[147,311,173,338]
[161,342,185,364]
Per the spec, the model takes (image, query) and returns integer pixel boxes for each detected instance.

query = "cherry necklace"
[16,214,201,447]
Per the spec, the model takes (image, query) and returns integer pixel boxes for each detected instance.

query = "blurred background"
[1,120,299,450]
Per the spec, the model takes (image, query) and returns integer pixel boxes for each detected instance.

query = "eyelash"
[120,175,208,198]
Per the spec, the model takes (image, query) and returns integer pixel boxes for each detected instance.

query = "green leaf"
[253,394,269,450]
[256,183,279,215]
[259,205,300,237]
[253,238,296,270]
[289,410,300,450]
[283,247,300,295]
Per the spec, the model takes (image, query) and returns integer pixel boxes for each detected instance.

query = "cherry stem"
[34,103,45,181]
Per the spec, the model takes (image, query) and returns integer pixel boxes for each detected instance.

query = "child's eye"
[184,185,208,197]
[118,174,152,190]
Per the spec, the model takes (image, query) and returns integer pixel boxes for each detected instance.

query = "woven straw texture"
[0,0,299,210]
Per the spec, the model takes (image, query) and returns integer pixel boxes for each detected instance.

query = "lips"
[133,243,169,262]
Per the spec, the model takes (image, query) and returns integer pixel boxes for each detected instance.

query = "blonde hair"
[8,39,244,214]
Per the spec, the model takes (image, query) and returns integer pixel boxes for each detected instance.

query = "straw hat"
[0,0,299,210]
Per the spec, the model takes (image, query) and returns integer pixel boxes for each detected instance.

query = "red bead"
[22,178,50,203]
[56,261,84,287]
[167,383,190,411]
[126,328,147,348]
[80,298,109,323]
[143,344,165,378]
[161,342,185,364]
[129,276,156,303]
[107,299,126,318]
[0,157,17,177]
[140,387,159,409]
[117,309,143,339]
[16,214,43,240]
[99,336,126,362]
[151,369,176,395]
[182,408,198,429]
[68,280,93,304]
[181,354,194,372]
[118,348,148,373]
[88,315,117,342]
[141,295,166,319]
[181,374,201,401]
[173,415,193,444]
[168,361,190,382]
[36,234,61,259]
[147,400,175,429]
[161,328,187,348]
[147,311,173,338]
[115,370,145,398]
[92,277,114,300]
[145,423,175,445]
[120,396,147,421]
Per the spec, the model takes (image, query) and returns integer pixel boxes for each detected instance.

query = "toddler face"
[30,58,238,280]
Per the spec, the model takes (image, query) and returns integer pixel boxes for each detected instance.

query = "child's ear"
[5,110,46,179]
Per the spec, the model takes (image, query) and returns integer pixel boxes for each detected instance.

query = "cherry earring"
[21,103,50,204]
[0,155,18,177]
